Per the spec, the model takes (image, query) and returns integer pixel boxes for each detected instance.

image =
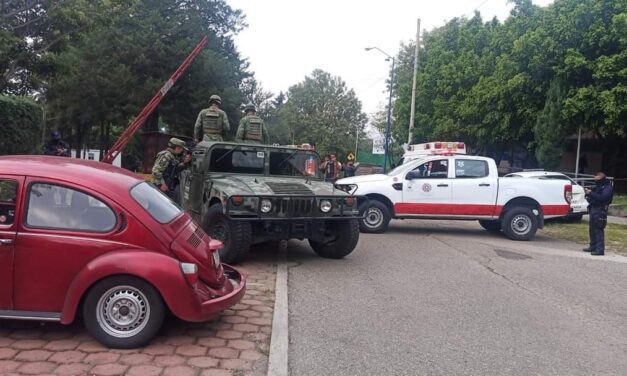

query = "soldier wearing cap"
[583,171,614,256]
[194,95,230,142]
[152,138,190,198]
[235,103,269,144]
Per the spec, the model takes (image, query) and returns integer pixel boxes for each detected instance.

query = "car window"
[209,147,265,174]
[0,179,18,226]
[455,159,488,178]
[26,183,117,232]
[269,151,320,177]
[412,159,449,178]
[131,182,182,223]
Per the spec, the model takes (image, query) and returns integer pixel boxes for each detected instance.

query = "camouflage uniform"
[194,95,230,142]
[235,104,269,144]
[152,149,181,186]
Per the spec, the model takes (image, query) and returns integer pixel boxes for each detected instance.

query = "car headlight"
[336,184,358,194]
[260,199,273,213]
[320,199,333,213]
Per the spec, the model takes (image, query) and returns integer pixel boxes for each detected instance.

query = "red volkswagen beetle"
[0,156,245,348]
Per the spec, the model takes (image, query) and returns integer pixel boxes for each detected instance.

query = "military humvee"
[179,141,361,263]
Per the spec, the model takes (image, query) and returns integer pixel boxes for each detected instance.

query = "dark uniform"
[44,131,70,157]
[585,176,613,255]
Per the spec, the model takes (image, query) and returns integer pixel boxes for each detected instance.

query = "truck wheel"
[358,200,391,233]
[478,220,501,232]
[203,204,251,264]
[501,207,538,241]
[83,276,165,349]
[309,219,360,259]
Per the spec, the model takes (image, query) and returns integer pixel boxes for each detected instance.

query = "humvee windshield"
[208,146,321,178]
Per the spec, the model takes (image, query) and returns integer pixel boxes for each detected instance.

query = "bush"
[0,95,43,155]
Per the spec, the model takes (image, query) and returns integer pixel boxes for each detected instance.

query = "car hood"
[210,175,347,197]
[336,174,390,185]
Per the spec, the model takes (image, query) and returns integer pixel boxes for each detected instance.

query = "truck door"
[451,158,497,217]
[397,159,452,215]
[0,176,23,310]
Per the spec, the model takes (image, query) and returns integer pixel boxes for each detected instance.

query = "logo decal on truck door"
[422,183,432,192]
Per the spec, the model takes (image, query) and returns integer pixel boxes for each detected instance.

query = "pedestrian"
[152,138,190,199]
[583,172,613,256]
[235,103,269,144]
[321,154,342,183]
[344,161,356,177]
[43,130,70,157]
[194,95,230,142]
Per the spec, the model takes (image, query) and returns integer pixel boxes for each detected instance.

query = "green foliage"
[393,0,627,167]
[272,69,367,158]
[0,95,42,155]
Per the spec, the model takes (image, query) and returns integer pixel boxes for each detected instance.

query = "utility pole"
[408,18,421,146]
[354,126,359,161]
[575,126,582,179]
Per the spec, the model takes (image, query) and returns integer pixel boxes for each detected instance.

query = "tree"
[273,69,367,157]
[534,79,568,169]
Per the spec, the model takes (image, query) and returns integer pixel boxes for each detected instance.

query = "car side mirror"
[405,170,422,180]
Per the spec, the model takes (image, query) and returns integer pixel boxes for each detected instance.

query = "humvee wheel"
[308,219,359,259]
[203,204,251,264]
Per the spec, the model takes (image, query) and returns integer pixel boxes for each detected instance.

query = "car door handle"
[437,184,449,187]
[479,183,490,187]
[0,239,13,245]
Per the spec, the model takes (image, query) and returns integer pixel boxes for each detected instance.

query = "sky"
[227,0,554,118]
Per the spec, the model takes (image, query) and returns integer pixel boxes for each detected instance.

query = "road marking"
[268,243,288,376]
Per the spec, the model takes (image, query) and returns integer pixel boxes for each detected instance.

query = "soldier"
[194,95,230,142]
[235,103,269,144]
[152,138,190,198]
[583,172,614,256]
[43,130,70,157]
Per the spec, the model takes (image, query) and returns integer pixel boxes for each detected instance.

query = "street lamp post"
[366,46,395,173]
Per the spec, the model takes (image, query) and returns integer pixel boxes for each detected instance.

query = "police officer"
[152,138,190,198]
[235,103,269,144]
[583,172,613,256]
[43,130,70,157]
[194,95,230,142]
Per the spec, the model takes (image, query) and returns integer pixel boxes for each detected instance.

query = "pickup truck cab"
[336,155,573,240]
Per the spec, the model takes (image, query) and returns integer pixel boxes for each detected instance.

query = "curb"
[267,244,288,376]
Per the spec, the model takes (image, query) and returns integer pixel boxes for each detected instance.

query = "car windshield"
[269,150,320,178]
[130,182,182,223]
[210,147,265,174]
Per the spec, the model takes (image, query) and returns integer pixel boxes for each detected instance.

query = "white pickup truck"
[336,154,573,240]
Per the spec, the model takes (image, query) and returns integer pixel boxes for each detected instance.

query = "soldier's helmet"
[244,103,256,113]
[168,137,188,150]
[209,95,222,105]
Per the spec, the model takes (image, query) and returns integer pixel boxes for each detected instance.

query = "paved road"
[287,220,627,376]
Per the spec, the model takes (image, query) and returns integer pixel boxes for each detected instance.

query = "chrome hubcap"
[511,215,531,235]
[364,207,383,228]
[96,286,150,338]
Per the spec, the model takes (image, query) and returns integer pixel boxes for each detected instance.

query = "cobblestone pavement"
[0,250,277,376]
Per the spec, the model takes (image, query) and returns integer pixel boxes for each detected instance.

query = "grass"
[612,195,627,206]
[540,221,627,256]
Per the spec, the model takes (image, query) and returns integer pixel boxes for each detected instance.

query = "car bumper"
[180,264,246,322]
[570,203,589,214]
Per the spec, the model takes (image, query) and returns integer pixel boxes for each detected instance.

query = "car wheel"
[203,203,251,264]
[83,276,165,349]
[501,207,538,241]
[309,219,360,259]
[478,219,501,232]
[358,200,391,233]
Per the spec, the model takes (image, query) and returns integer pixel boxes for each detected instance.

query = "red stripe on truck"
[394,203,570,217]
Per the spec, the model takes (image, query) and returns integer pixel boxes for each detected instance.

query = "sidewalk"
[583,214,627,225]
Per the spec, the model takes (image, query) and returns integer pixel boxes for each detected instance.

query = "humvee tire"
[203,204,252,264]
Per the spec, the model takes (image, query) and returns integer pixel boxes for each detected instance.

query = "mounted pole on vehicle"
[408,18,421,146]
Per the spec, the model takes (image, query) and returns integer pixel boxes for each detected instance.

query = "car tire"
[358,200,391,233]
[83,276,165,349]
[501,207,538,241]
[203,203,251,264]
[309,219,360,259]
[478,220,501,232]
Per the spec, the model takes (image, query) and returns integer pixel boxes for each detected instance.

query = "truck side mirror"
[405,170,422,180]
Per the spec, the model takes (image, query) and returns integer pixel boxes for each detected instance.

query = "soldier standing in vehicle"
[235,103,269,144]
[583,171,613,256]
[194,95,230,142]
[152,138,190,198]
